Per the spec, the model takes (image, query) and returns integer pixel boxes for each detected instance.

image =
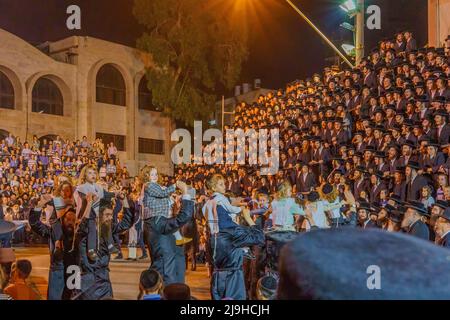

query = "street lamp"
[340,22,355,33]
[339,0,365,65]
[341,44,356,57]
[340,0,357,16]
[284,0,355,68]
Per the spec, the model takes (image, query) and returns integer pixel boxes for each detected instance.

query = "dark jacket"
[407,219,430,241]
[144,199,194,286]
[211,225,264,300]
[406,175,429,202]
[296,172,316,193]
[439,232,450,249]
[29,209,77,300]
[74,203,135,300]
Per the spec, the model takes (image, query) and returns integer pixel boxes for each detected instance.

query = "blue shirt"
[142,294,161,300]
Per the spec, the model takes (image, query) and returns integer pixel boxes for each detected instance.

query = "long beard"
[100,222,112,240]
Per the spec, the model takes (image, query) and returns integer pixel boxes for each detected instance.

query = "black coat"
[353,179,368,199]
[210,225,264,300]
[74,205,135,300]
[296,172,316,193]
[29,209,78,300]
[406,175,429,202]
[407,220,430,241]
[440,232,450,249]
[144,199,194,286]
[435,124,450,145]
[369,183,387,203]
[392,181,407,202]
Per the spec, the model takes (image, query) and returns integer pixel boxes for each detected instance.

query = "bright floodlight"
[341,44,356,56]
[340,0,356,12]
[340,22,355,32]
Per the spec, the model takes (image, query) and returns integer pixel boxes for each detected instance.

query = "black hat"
[438,207,450,222]
[385,104,397,112]
[383,204,396,213]
[433,200,448,211]
[402,140,416,149]
[394,166,405,174]
[432,96,446,104]
[406,161,420,170]
[434,109,448,118]
[357,202,371,211]
[405,201,429,216]
[388,211,404,223]
[364,145,376,153]
[308,191,320,202]
[374,151,386,158]
[389,194,404,205]
[278,228,450,299]
[417,95,429,103]
[163,283,193,300]
[354,165,368,174]
[371,171,384,179]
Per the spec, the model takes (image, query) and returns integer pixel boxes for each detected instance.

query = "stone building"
[0,28,174,175]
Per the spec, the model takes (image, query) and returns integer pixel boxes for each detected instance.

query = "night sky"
[0,0,428,93]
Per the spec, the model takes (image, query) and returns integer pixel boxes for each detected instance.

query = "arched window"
[0,129,9,141]
[96,64,126,106]
[32,78,64,116]
[138,76,160,111]
[0,70,14,109]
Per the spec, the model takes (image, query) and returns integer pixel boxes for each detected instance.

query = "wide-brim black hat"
[433,200,448,211]
[406,161,420,170]
[405,201,429,216]
[437,207,450,222]
[277,228,450,300]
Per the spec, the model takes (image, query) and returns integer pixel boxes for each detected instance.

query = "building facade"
[0,28,174,176]
[428,0,450,47]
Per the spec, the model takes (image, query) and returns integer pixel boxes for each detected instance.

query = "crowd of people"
[176,31,450,239]
[1,30,450,300]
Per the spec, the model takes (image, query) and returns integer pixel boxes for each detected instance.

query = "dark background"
[0,0,428,92]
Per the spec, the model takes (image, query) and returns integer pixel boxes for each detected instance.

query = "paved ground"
[13,246,211,300]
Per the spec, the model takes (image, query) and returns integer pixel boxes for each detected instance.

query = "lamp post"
[285,0,355,68]
[355,0,365,65]
[340,0,365,65]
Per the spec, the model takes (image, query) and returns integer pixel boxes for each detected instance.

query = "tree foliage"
[133,0,249,125]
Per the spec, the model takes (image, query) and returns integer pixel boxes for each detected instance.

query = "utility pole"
[355,0,365,66]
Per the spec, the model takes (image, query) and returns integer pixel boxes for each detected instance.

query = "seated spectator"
[138,269,163,300]
[3,259,42,300]
[163,283,194,300]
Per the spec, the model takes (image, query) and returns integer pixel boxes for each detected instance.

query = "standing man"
[28,196,78,300]
[143,181,194,285]
[73,195,135,300]
[405,161,429,202]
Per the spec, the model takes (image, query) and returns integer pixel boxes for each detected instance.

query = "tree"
[133,0,249,126]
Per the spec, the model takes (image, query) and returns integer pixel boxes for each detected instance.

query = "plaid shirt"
[143,183,176,219]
